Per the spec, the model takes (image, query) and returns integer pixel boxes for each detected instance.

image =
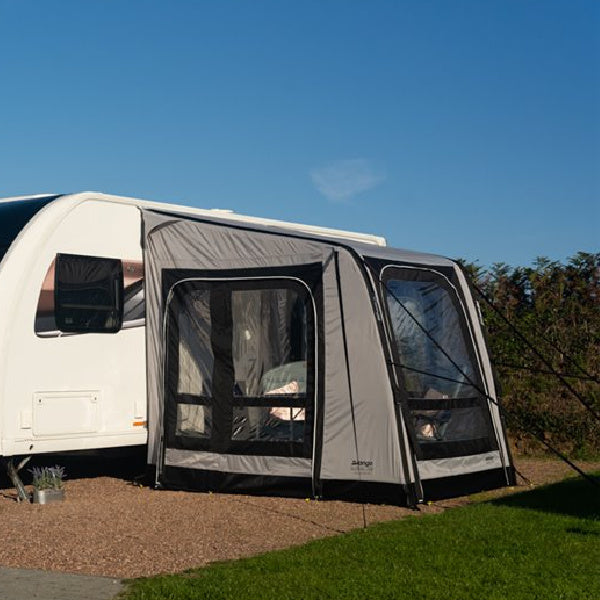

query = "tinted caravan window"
[55,253,124,334]
[36,259,144,335]
[0,196,58,264]
[382,266,497,460]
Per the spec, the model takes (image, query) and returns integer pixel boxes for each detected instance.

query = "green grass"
[120,475,600,600]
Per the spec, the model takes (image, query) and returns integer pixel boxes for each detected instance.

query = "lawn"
[120,474,600,600]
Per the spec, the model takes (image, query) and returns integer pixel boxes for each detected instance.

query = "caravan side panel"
[0,199,147,456]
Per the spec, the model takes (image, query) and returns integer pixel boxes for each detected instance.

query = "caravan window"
[166,276,315,458]
[382,266,497,460]
[35,259,145,335]
[54,254,124,334]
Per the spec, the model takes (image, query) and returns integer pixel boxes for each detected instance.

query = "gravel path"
[0,449,597,579]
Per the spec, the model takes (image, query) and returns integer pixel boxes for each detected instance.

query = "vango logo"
[351,459,373,471]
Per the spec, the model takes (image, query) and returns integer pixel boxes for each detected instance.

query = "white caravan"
[0,192,385,460]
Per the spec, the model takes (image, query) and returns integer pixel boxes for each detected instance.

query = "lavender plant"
[30,465,66,490]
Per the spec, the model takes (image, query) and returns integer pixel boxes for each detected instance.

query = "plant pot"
[32,488,65,505]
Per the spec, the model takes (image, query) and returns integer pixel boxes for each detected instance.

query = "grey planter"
[32,488,65,504]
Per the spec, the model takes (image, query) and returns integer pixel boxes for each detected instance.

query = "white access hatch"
[33,391,100,436]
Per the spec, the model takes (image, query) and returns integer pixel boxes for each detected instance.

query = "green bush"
[462,252,600,458]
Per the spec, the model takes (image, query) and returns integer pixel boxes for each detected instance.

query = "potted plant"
[31,465,66,504]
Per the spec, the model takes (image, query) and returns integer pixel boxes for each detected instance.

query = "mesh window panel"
[383,267,497,459]
[176,404,212,438]
[164,272,316,458]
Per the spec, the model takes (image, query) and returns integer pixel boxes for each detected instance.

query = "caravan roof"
[0,191,388,250]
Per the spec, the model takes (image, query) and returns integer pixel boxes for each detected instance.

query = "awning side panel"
[320,249,404,486]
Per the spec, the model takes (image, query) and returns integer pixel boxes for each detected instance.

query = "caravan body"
[0,192,383,459]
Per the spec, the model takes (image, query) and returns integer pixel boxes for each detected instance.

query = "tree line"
[461,252,600,459]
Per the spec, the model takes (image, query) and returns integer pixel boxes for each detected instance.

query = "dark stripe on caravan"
[0,195,62,263]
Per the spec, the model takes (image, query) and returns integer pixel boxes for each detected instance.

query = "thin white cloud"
[310,159,386,202]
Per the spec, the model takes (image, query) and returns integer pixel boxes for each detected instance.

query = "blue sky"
[0,1,597,267]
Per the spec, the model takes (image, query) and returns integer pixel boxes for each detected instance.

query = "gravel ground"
[0,449,597,579]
